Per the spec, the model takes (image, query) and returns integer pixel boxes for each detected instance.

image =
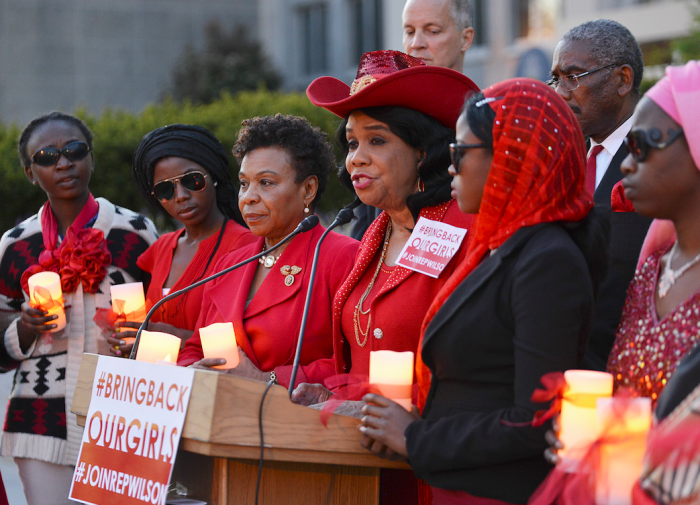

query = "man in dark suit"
[549,19,652,370]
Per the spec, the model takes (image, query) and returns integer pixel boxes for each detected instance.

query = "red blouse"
[178,224,359,388]
[136,220,255,331]
[332,200,475,388]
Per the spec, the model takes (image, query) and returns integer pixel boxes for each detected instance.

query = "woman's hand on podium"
[359,393,419,460]
[190,348,269,382]
[291,383,334,406]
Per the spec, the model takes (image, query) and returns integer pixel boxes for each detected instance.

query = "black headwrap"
[132,124,245,226]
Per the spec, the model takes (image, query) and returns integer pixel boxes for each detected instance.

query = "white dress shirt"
[588,115,634,189]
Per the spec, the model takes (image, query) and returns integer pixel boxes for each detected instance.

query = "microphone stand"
[129,215,320,360]
[287,204,358,395]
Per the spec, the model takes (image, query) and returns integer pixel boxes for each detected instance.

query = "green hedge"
[0,90,354,233]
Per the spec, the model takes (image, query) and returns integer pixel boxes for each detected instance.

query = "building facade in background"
[0,0,257,124]
[260,0,694,91]
[0,0,692,125]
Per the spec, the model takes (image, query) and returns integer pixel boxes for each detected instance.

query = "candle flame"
[164,353,172,362]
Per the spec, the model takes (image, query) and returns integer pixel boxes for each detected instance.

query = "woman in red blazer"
[292,51,479,415]
[106,124,255,356]
[177,115,358,389]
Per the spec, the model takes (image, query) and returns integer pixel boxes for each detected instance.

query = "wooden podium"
[71,354,410,505]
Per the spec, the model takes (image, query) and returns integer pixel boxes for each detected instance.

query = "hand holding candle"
[369,351,414,410]
[199,322,240,369]
[558,370,613,467]
[27,271,66,333]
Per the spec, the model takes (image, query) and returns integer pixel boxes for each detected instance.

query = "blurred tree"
[169,22,282,104]
[0,90,351,233]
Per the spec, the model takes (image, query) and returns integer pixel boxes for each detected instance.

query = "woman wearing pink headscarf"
[605,61,700,410]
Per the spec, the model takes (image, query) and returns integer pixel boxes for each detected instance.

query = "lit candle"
[27,271,66,333]
[558,370,613,467]
[199,322,239,369]
[135,330,180,364]
[596,397,652,505]
[369,351,414,410]
[110,283,146,331]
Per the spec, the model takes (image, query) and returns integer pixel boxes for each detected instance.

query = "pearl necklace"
[658,242,700,298]
[259,243,280,268]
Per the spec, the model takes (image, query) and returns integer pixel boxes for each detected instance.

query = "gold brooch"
[350,75,377,95]
[280,265,302,286]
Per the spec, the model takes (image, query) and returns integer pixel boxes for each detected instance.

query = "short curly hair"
[232,114,334,206]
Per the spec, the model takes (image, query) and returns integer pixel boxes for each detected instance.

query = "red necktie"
[586,145,604,195]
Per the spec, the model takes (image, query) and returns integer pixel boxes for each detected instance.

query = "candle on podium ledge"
[28,271,66,333]
[558,370,613,467]
[199,322,239,369]
[596,397,652,505]
[369,351,414,410]
[110,282,146,332]
[135,331,180,364]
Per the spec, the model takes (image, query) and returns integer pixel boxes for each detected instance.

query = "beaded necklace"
[354,221,392,347]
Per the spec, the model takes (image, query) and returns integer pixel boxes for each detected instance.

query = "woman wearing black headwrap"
[105,124,256,356]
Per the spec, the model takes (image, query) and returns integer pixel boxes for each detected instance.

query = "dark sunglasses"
[624,127,684,162]
[31,141,90,167]
[449,142,489,173]
[152,171,208,202]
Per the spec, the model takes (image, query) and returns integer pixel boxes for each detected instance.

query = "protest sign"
[396,217,467,278]
[69,356,194,505]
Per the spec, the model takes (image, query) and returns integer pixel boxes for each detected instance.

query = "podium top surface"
[71,354,410,469]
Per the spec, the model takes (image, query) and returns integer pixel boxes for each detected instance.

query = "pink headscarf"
[635,61,700,267]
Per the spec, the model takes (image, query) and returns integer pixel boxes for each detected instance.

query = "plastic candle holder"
[110,282,146,331]
[135,330,180,364]
[369,351,414,411]
[595,397,652,505]
[558,370,613,468]
[28,271,66,333]
[199,322,240,369]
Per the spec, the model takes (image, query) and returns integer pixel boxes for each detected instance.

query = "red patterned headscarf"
[416,78,594,409]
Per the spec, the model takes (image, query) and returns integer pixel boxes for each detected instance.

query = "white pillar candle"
[27,271,66,333]
[199,322,240,369]
[559,370,613,467]
[595,397,652,505]
[135,330,180,364]
[369,351,414,411]
[110,282,146,320]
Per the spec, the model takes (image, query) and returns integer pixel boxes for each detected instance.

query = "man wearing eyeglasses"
[550,19,652,371]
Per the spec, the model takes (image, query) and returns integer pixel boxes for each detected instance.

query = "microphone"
[287,204,358,395]
[129,214,320,360]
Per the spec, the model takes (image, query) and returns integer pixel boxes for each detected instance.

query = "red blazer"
[137,220,255,331]
[332,200,475,384]
[178,223,359,388]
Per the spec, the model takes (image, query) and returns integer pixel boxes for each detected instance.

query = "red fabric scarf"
[21,194,111,295]
[416,79,594,410]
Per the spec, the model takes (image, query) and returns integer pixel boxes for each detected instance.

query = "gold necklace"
[354,221,392,347]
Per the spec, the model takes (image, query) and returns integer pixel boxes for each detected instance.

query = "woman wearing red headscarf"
[358,79,609,505]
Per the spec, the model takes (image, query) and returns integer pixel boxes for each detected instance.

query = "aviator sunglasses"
[449,142,489,173]
[624,127,684,162]
[151,171,208,202]
[31,141,91,167]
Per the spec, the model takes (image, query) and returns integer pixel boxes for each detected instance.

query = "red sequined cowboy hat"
[307,50,480,129]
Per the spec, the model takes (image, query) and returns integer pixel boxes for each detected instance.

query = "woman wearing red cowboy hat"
[357,79,609,504]
[292,49,478,503]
